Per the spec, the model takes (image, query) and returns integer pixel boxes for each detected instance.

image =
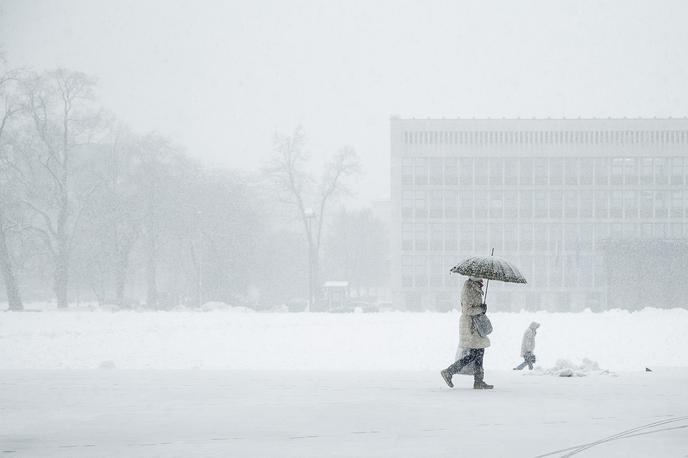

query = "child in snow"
[514,322,540,370]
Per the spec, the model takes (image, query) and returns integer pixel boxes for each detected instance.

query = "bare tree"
[20,68,101,308]
[266,128,359,310]
[0,60,23,310]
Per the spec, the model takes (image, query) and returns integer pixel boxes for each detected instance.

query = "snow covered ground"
[1,369,686,457]
[1,307,687,371]
[1,308,687,456]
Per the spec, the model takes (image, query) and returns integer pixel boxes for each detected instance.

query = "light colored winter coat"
[459,279,490,349]
[520,322,540,356]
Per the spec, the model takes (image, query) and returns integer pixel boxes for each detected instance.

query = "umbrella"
[450,255,527,284]
[450,249,527,302]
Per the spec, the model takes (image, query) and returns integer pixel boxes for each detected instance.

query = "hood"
[529,322,540,330]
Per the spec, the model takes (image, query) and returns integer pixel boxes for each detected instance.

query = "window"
[519,191,533,218]
[671,191,683,218]
[401,256,413,287]
[595,158,609,185]
[474,193,488,218]
[655,158,669,185]
[564,191,578,218]
[429,190,443,219]
[670,223,682,238]
[504,192,518,218]
[489,191,503,218]
[402,224,413,251]
[459,190,473,218]
[445,223,458,251]
[414,158,428,185]
[640,158,653,185]
[414,191,427,218]
[459,223,473,252]
[671,157,684,185]
[610,191,623,218]
[611,158,623,185]
[503,224,517,251]
[489,158,504,186]
[490,223,504,251]
[580,224,593,250]
[624,191,638,219]
[445,158,458,185]
[550,223,563,254]
[550,158,563,185]
[653,223,667,238]
[520,158,533,185]
[580,191,593,218]
[624,158,637,185]
[534,158,548,185]
[519,223,533,251]
[505,159,518,185]
[402,190,414,216]
[535,191,547,218]
[474,226,488,252]
[580,159,593,185]
[549,191,562,218]
[429,255,444,287]
[594,192,608,219]
[444,191,458,219]
[414,256,427,287]
[564,158,578,185]
[595,223,610,248]
[640,191,653,218]
[475,159,488,185]
[430,223,443,251]
[534,224,547,251]
[655,191,668,218]
[402,158,413,185]
[414,223,427,250]
[459,158,473,185]
[429,158,443,185]
[565,224,578,250]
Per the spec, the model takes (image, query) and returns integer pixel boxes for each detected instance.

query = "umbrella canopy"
[450,255,527,284]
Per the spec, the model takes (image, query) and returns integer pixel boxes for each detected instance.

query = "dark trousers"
[446,348,484,375]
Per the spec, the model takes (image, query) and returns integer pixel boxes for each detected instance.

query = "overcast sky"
[2,0,688,204]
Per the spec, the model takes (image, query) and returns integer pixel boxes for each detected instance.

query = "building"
[390,118,688,311]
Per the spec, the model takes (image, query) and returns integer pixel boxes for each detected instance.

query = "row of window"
[400,157,688,187]
[402,189,688,220]
[400,253,604,289]
[401,222,688,253]
[402,130,688,146]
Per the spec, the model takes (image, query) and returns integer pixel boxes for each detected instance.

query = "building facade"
[390,118,688,311]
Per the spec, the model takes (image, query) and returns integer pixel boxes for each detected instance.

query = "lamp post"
[304,208,316,312]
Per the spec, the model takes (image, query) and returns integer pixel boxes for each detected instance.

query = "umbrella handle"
[483,248,494,304]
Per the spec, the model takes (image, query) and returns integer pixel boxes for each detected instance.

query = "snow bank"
[1,308,687,370]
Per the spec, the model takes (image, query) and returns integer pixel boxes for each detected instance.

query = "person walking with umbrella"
[441,276,494,389]
[441,252,528,390]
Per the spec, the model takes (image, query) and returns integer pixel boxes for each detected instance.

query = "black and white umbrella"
[450,251,527,303]
[450,255,527,284]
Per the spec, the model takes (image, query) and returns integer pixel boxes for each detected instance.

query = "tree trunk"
[0,223,23,311]
[54,245,69,308]
[114,247,129,308]
[145,232,158,308]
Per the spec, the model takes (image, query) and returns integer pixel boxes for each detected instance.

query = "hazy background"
[3,0,688,204]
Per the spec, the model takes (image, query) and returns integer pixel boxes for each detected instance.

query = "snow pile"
[528,358,615,377]
[1,307,687,370]
[198,302,254,313]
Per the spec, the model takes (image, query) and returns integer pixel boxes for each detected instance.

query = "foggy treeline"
[0,59,390,311]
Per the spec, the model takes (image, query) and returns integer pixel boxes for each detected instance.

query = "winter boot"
[473,369,494,390]
[440,369,454,388]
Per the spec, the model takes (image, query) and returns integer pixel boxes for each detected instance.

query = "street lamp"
[304,208,316,312]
